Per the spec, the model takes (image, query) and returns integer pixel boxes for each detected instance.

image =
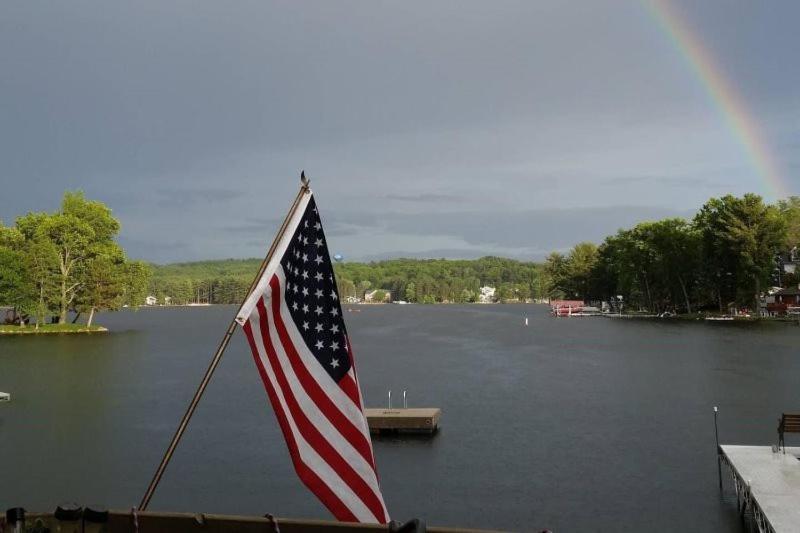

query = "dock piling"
[714,406,722,491]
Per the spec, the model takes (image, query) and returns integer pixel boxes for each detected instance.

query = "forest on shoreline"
[148,194,800,314]
[5,192,800,320]
[544,194,800,313]
[148,256,543,305]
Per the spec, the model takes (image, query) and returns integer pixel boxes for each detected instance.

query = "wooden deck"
[719,445,800,532]
[364,408,441,434]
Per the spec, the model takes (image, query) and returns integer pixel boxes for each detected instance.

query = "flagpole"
[138,172,311,511]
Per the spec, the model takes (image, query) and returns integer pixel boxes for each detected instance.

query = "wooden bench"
[778,413,800,451]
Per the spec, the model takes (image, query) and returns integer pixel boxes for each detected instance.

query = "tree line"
[543,194,800,314]
[0,192,151,327]
[149,256,544,304]
[149,259,259,305]
[334,257,541,303]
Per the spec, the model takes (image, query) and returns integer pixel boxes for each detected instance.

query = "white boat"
[0,392,10,402]
[705,316,734,321]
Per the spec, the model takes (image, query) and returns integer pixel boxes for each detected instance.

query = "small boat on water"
[0,392,10,402]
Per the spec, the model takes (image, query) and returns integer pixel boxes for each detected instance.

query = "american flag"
[236,191,389,523]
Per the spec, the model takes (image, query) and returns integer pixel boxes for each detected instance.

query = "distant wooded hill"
[148,257,544,304]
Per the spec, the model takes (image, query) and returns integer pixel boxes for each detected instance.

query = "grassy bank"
[0,324,108,335]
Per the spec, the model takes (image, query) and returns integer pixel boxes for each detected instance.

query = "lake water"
[1,305,799,531]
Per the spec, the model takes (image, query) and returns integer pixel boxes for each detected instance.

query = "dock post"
[388,390,392,409]
[403,390,407,409]
[739,480,751,521]
[714,406,722,491]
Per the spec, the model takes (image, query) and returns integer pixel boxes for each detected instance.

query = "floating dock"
[719,445,800,532]
[364,408,440,434]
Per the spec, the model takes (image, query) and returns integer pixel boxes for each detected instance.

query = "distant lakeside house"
[775,286,800,305]
[364,289,392,303]
[763,285,800,316]
[780,246,800,275]
[145,295,172,306]
[478,286,496,303]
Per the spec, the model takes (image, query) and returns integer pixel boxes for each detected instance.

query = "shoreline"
[599,313,800,323]
[0,325,109,335]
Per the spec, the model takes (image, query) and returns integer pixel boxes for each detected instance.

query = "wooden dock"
[364,408,441,434]
[719,445,800,532]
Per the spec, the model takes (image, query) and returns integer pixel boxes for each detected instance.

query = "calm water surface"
[2,305,799,531]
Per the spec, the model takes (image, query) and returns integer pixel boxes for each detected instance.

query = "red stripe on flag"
[264,278,378,469]
[338,373,362,411]
[242,321,358,522]
[255,294,387,523]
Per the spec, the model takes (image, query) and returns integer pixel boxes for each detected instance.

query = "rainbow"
[645,0,789,199]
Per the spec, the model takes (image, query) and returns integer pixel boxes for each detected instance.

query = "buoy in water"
[525,317,529,326]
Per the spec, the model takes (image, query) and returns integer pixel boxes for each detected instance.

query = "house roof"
[776,286,800,296]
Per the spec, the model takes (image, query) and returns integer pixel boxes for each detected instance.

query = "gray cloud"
[600,176,723,188]
[156,189,246,208]
[320,205,696,261]
[382,193,463,203]
[1,1,798,262]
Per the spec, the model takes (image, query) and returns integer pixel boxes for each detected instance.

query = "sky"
[1,0,798,263]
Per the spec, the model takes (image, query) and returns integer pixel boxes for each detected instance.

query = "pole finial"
[300,170,310,188]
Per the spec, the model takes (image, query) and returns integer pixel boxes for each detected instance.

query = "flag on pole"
[236,190,389,524]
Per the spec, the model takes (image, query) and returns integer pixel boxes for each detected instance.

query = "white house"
[479,286,496,303]
[364,290,392,303]
[145,295,158,306]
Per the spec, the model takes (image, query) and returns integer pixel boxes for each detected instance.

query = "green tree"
[123,261,153,308]
[0,247,35,323]
[565,242,599,300]
[26,213,95,323]
[11,192,150,324]
[23,238,60,327]
[356,280,372,299]
[78,256,125,326]
[633,219,700,313]
[778,196,800,249]
[543,252,568,298]
[695,194,786,313]
[404,282,416,302]
[370,289,387,302]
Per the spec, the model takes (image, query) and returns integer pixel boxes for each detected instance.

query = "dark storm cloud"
[382,193,464,203]
[321,205,695,258]
[156,188,246,208]
[1,1,798,262]
[601,176,723,188]
[223,217,283,234]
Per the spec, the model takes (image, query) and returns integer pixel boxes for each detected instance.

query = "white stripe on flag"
[261,284,386,500]
[236,191,311,325]
[247,308,378,522]
[274,269,377,433]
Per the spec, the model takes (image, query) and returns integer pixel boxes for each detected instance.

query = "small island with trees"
[0,192,151,334]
